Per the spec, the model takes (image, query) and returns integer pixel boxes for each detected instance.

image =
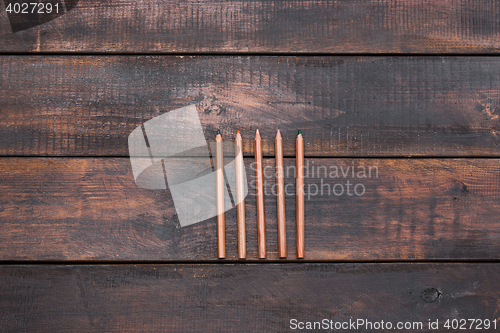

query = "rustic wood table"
[1,1,500,331]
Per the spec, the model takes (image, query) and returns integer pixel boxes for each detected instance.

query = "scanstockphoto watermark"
[249,160,379,200]
[290,318,425,331]
[129,104,248,227]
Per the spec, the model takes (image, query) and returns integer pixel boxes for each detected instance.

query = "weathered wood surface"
[2,56,500,157]
[1,0,500,53]
[1,157,500,261]
[0,263,498,332]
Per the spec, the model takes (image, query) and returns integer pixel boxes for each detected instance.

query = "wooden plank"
[0,263,499,332]
[1,0,500,53]
[1,157,500,261]
[1,56,500,157]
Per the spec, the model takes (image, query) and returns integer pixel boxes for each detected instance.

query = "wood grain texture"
[1,157,500,261]
[0,264,499,332]
[2,56,500,157]
[1,0,500,53]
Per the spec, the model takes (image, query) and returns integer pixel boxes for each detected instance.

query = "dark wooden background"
[1,1,500,332]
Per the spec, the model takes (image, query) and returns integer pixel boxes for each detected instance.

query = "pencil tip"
[256,129,260,134]
[237,130,240,134]
[217,129,221,135]
[298,129,301,135]
[277,129,280,133]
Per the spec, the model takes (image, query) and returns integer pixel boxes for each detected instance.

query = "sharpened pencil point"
[298,129,301,135]
[277,129,280,134]
[217,129,221,135]
[237,130,240,134]
[256,129,260,134]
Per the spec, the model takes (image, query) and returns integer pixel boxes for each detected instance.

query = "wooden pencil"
[235,130,246,259]
[296,129,305,259]
[255,129,266,258]
[215,129,225,259]
[275,129,286,258]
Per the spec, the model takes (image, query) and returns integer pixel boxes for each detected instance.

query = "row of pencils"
[215,129,305,259]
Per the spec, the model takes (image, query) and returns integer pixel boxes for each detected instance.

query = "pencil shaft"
[255,130,266,258]
[235,132,246,259]
[296,133,305,259]
[216,134,225,259]
[276,132,286,258]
